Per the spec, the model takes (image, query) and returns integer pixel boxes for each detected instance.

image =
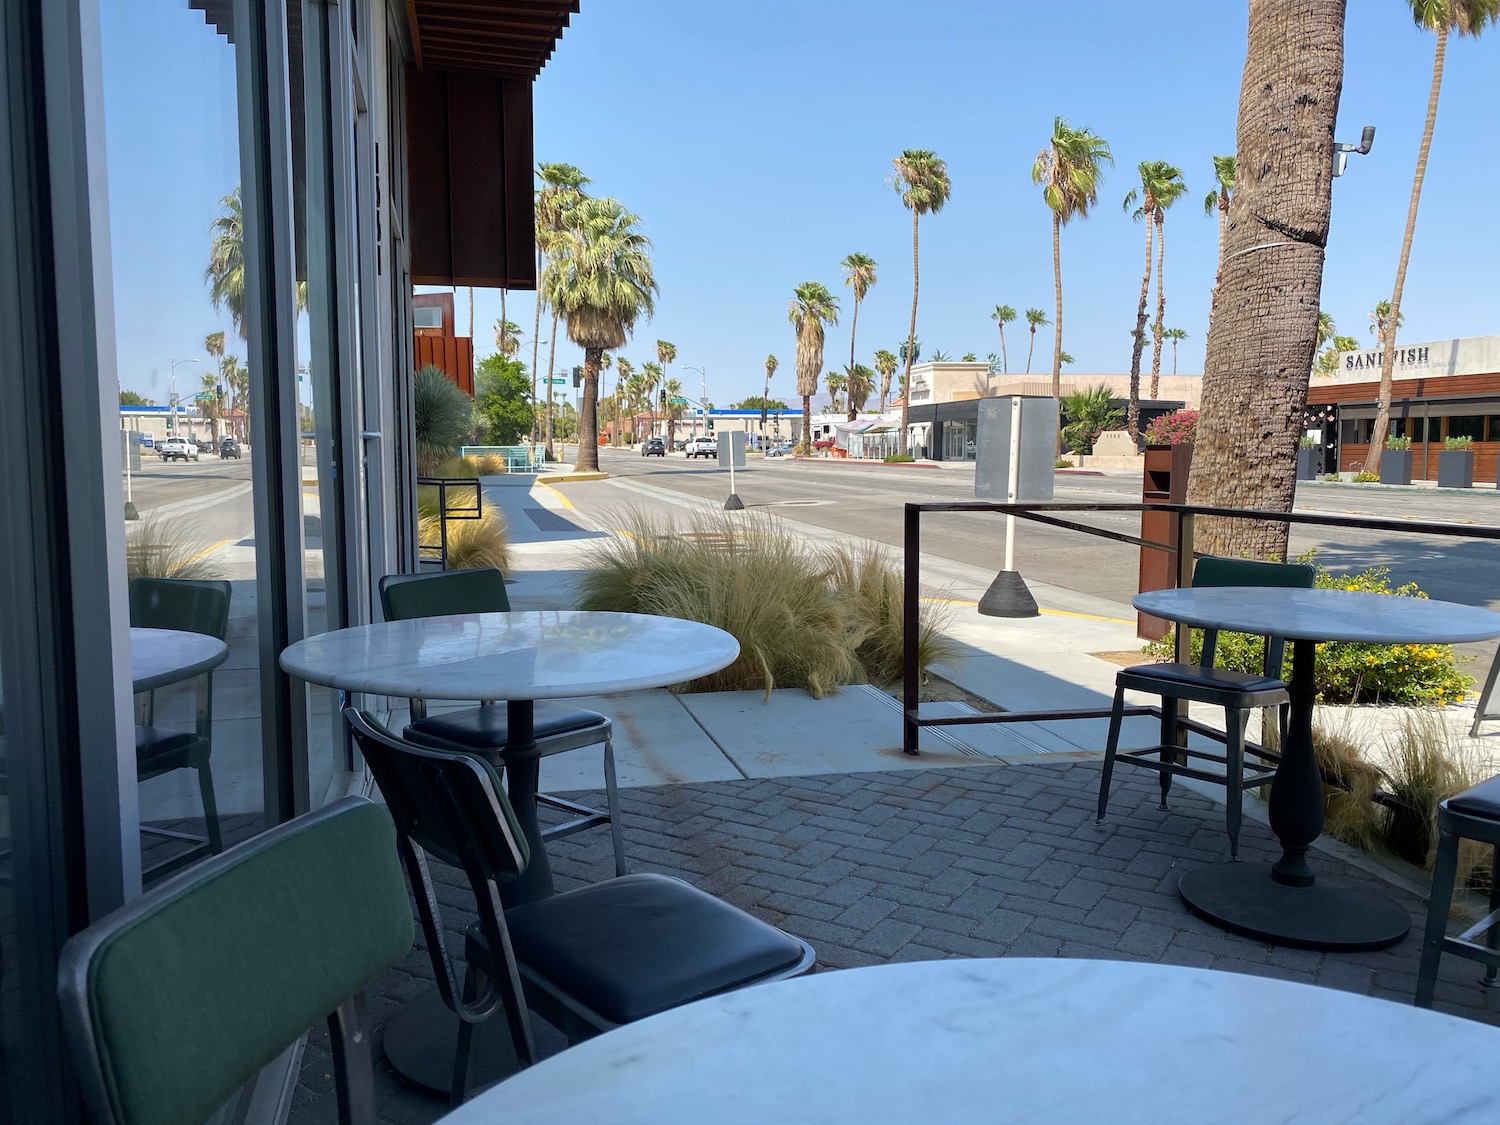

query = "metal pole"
[902,503,921,754]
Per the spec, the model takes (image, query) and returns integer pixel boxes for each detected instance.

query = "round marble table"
[437,958,1500,1125]
[1134,586,1500,950]
[130,627,229,692]
[279,610,740,902]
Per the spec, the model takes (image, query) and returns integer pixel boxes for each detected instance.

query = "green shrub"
[1144,553,1471,705]
[1384,435,1411,451]
[1444,435,1474,451]
[1353,470,1379,482]
[1055,459,1074,469]
[1322,472,1342,482]
[414,365,473,474]
[574,510,958,698]
[883,453,915,463]
[1298,435,1315,449]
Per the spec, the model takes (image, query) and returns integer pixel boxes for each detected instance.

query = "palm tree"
[846,363,874,418]
[840,253,878,379]
[873,349,897,413]
[929,349,951,362]
[205,187,246,337]
[1024,308,1048,373]
[1316,334,1358,376]
[1163,327,1188,375]
[493,319,521,357]
[656,339,676,381]
[1366,0,1499,475]
[890,149,951,454]
[826,369,847,414]
[531,163,591,443]
[1203,154,1236,330]
[762,354,778,438]
[642,361,664,439]
[1185,0,1345,560]
[1123,161,1185,437]
[198,372,222,444]
[1058,351,1075,367]
[788,281,839,452]
[663,376,684,440]
[204,331,225,363]
[1368,299,1404,338]
[613,356,634,444]
[1316,311,1336,350]
[1033,117,1112,439]
[990,305,1016,373]
[624,368,647,441]
[542,196,657,473]
[1146,168,1187,399]
[1060,384,1124,455]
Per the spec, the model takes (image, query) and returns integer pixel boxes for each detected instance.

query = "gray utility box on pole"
[972,395,1058,617]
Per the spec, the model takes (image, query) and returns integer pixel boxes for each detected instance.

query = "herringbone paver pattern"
[289,760,1500,1125]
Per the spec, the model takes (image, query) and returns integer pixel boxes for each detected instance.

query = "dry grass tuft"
[474,453,507,475]
[1313,721,1388,855]
[126,513,221,581]
[417,508,511,574]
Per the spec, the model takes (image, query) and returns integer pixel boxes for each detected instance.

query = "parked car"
[765,441,794,457]
[193,438,214,454]
[685,436,718,459]
[156,436,199,462]
[671,439,686,452]
[219,437,241,459]
[641,438,666,457]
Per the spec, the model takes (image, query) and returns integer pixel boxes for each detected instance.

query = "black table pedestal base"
[1179,862,1411,951]
[382,988,534,1098]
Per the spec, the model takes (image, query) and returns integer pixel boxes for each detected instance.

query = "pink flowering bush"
[1144,408,1198,445]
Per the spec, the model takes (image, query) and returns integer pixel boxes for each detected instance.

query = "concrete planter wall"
[1296,447,1320,481]
[1378,449,1412,486]
[1438,449,1474,489]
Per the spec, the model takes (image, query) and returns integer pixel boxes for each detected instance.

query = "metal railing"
[416,476,483,569]
[901,500,1500,755]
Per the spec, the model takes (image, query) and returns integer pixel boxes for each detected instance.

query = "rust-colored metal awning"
[405,1,579,289]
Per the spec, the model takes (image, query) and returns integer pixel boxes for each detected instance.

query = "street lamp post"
[169,357,199,440]
[683,365,706,439]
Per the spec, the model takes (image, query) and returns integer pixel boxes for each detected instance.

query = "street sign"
[194,392,216,402]
[546,377,567,385]
[667,396,688,405]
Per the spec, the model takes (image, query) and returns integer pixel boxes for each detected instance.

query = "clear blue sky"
[107,2,1500,408]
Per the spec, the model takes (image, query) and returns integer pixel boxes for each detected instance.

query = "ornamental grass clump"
[125,513,221,581]
[574,510,957,698]
[1144,552,1471,706]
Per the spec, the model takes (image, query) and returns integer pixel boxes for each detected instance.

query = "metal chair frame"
[1416,795,1500,1007]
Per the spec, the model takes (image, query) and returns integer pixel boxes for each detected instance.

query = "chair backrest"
[343,708,531,1034]
[379,568,510,621]
[129,577,233,640]
[1190,556,1315,673]
[58,798,413,1125]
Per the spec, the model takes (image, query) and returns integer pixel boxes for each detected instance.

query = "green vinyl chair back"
[1191,556,1315,676]
[379,567,509,621]
[129,577,233,640]
[58,798,413,1125]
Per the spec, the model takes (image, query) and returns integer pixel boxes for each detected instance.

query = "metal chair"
[57,798,414,1125]
[344,708,815,1107]
[130,577,232,877]
[1097,557,1315,858]
[378,568,625,876]
[1416,775,1500,1007]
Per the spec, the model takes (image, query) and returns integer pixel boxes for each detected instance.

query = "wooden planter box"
[1137,443,1193,641]
[1378,450,1412,486]
[1296,447,1320,481]
[1437,449,1474,489]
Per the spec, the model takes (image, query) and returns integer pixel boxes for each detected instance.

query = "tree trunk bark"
[1051,214,1064,456]
[1366,27,1445,479]
[802,394,812,453]
[847,296,861,422]
[1206,194,1229,370]
[1185,0,1346,561]
[544,310,559,458]
[1128,211,1154,441]
[577,346,601,472]
[530,257,544,445]
[1026,329,1035,374]
[1150,212,1167,398]
[900,211,920,455]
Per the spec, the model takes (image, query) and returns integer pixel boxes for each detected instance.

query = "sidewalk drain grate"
[525,508,583,532]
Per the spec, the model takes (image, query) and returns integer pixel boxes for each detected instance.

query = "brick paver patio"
[289,759,1500,1125]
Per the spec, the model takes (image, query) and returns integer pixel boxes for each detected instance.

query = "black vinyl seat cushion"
[1118,662,1287,696]
[1448,775,1500,821]
[406,703,607,753]
[478,873,809,1025]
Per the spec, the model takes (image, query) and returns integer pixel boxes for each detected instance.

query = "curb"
[538,471,610,484]
[784,457,939,470]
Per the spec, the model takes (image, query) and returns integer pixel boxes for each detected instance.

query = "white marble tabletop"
[437,958,1500,1125]
[278,611,740,701]
[130,627,229,693]
[1134,586,1500,645]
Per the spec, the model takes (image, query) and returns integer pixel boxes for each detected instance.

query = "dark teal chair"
[1097,557,1315,858]
[1416,775,1500,1007]
[344,708,814,1107]
[57,797,414,1125]
[130,577,232,877]
[379,568,625,876]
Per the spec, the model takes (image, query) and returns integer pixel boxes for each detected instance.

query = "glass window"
[413,305,443,328]
[1339,418,1365,444]
[1447,415,1484,441]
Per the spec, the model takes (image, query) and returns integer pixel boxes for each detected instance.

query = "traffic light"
[572,365,583,389]
[660,389,667,405]
[707,418,714,431]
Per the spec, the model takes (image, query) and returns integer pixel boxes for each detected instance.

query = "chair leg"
[1096,684,1126,825]
[451,965,483,1108]
[1223,708,1247,861]
[1484,843,1500,988]
[196,760,222,854]
[328,993,375,1125]
[1158,696,1179,811]
[602,736,626,877]
[1417,827,1461,1008]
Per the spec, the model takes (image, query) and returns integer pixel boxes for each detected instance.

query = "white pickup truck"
[157,436,200,462]
[685,436,718,459]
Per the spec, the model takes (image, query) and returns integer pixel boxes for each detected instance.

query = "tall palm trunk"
[802,394,812,452]
[530,254,544,445]
[900,210,920,455]
[1050,214,1064,455]
[577,347,602,472]
[468,287,474,339]
[1150,212,1167,398]
[1185,0,1344,560]
[1128,210,1154,441]
[614,369,623,446]
[1025,329,1036,374]
[997,324,1008,374]
[1366,26,1446,478]
[1206,194,1229,369]
[544,310,559,458]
